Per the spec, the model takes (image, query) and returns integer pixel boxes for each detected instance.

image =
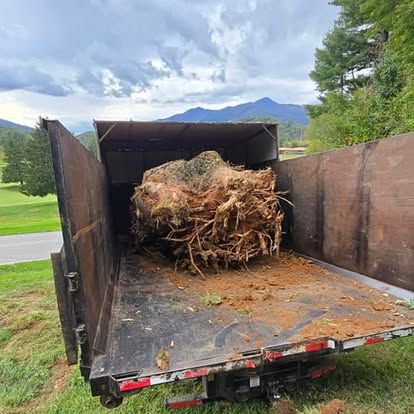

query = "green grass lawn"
[279,153,305,161]
[0,261,414,413]
[0,182,60,236]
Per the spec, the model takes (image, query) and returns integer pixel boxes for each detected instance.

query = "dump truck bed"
[90,250,414,386]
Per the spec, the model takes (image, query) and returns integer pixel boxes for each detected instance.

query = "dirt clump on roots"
[131,151,284,276]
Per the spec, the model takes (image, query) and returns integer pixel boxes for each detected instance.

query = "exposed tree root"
[131,151,284,275]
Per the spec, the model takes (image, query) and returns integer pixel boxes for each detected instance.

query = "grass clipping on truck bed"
[131,151,284,277]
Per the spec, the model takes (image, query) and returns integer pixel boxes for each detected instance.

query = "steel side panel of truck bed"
[89,249,414,395]
[44,119,118,372]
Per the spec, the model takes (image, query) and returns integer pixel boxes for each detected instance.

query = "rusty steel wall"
[276,133,414,291]
[45,120,118,369]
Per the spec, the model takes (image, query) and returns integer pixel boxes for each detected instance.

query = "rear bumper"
[90,325,413,398]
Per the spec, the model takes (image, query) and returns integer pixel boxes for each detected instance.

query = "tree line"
[306,0,413,152]
[241,117,306,145]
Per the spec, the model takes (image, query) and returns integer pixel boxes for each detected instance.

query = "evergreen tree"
[21,125,56,196]
[333,0,414,70]
[2,131,28,185]
[310,22,371,96]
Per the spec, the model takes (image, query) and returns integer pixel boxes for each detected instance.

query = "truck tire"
[100,394,123,409]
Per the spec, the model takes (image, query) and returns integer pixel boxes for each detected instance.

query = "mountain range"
[0,97,308,142]
[0,119,33,132]
[160,97,308,124]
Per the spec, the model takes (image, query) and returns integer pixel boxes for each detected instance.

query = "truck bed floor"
[90,250,414,380]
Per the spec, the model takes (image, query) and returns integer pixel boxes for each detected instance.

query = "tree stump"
[131,151,284,276]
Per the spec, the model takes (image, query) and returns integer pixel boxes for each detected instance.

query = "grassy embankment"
[0,260,413,413]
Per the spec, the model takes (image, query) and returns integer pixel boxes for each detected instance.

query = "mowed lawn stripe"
[0,202,60,236]
[0,183,57,206]
[0,183,60,236]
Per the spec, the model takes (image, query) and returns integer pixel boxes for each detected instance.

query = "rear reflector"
[310,369,322,379]
[119,377,151,392]
[323,365,336,374]
[266,351,283,361]
[309,364,336,379]
[183,368,209,379]
[166,399,203,409]
[364,336,384,345]
[305,341,328,352]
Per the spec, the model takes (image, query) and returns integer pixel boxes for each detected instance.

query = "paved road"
[0,231,63,264]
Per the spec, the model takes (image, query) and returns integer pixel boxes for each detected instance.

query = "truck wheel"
[100,394,123,409]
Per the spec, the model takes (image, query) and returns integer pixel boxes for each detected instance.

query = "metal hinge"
[75,324,87,345]
[65,272,79,292]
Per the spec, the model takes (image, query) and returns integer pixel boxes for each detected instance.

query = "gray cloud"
[0,0,338,105]
[0,63,71,96]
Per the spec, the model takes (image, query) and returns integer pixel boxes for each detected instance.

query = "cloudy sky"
[0,0,338,132]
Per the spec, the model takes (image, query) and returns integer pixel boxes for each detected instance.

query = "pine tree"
[310,22,371,96]
[333,0,414,70]
[2,131,28,185]
[21,125,56,196]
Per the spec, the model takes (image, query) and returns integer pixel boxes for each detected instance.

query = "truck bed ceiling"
[90,250,414,380]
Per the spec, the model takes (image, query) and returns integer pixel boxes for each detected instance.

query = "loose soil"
[50,358,73,393]
[19,358,73,412]
[319,399,345,414]
[135,251,414,342]
[272,399,296,414]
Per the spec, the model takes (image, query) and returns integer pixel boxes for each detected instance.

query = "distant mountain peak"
[255,97,274,103]
[160,97,308,124]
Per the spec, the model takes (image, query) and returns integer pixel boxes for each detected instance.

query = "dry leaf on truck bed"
[155,347,170,371]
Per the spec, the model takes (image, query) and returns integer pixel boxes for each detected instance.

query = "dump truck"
[44,119,414,409]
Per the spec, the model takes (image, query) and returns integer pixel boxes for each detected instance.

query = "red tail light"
[183,368,209,379]
[305,341,328,352]
[364,336,384,345]
[119,377,151,392]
